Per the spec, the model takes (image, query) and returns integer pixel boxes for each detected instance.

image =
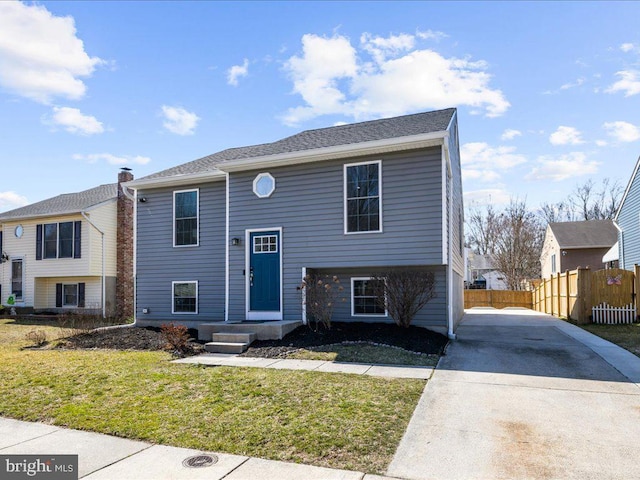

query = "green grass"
[580,323,640,357]
[287,343,439,366]
[0,320,425,474]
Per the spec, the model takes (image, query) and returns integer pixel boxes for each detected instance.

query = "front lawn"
[580,322,640,357]
[0,319,425,474]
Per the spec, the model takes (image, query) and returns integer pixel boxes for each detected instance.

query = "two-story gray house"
[126,108,464,339]
[614,155,640,269]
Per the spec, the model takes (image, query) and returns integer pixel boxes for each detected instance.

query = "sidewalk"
[0,417,398,480]
[173,353,434,379]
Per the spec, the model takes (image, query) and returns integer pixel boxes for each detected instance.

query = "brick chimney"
[116,168,134,320]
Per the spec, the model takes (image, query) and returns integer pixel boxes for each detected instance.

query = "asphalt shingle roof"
[0,184,117,221]
[548,220,618,249]
[139,108,456,181]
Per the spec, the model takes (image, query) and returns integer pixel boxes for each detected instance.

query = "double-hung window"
[344,161,382,233]
[172,281,198,314]
[37,221,81,260]
[174,189,199,247]
[351,278,386,316]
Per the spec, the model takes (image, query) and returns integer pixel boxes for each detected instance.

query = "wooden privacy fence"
[533,267,638,324]
[464,289,533,310]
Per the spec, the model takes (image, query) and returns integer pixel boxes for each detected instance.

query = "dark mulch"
[56,327,205,356]
[241,322,448,358]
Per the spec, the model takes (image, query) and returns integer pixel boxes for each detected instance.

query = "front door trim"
[245,227,283,320]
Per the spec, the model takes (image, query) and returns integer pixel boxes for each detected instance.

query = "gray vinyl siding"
[448,117,465,276]
[227,147,445,323]
[135,182,226,326]
[308,267,447,331]
[618,169,640,270]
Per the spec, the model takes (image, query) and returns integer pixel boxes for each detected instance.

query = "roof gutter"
[124,170,226,190]
[612,220,624,269]
[216,131,447,172]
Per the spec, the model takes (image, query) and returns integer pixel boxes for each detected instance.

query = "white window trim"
[10,257,25,303]
[253,172,276,198]
[343,160,383,235]
[351,277,387,317]
[173,189,200,248]
[171,280,199,315]
[62,283,79,308]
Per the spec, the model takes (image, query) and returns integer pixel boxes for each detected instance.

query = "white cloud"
[282,32,509,125]
[0,2,103,104]
[461,142,527,170]
[227,58,249,86]
[73,153,151,166]
[161,105,200,135]
[603,121,640,142]
[462,169,501,182]
[606,70,640,97]
[46,106,104,135]
[416,29,448,41]
[560,77,585,90]
[595,139,608,147]
[464,189,511,206]
[549,126,584,145]
[501,129,522,141]
[526,152,599,181]
[0,191,29,210]
[620,43,637,53]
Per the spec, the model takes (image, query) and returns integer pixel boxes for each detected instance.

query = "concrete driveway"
[387,308,640,480]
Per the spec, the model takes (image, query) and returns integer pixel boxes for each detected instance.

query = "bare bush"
[160,323,191,354]
[370,270,437,328]
[25,330,47,347]
[300,274,344,331]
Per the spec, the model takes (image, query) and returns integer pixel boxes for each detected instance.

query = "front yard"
[0,319,427,474]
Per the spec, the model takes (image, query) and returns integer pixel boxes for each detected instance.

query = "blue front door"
[249,231,281,313]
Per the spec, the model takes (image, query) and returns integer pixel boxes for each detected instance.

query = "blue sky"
[1,1,640,213]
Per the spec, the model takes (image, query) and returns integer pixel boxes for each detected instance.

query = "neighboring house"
[613,155,640,270]
[540,220,617,278]
[126,108,464,337]
[465,251,507,290]
[0,170,134,318]
[481,270,508,290]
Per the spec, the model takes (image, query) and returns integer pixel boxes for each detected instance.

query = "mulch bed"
[56,327,205,356]
[241,322,448,358]
[55,322,448,359]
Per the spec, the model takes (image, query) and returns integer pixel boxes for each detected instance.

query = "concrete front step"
[205,341,251,354]
[212,332,257,344]
[198,320,302,341]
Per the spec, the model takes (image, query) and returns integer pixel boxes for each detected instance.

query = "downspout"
[81,212,105,319]
[446,152,456,340]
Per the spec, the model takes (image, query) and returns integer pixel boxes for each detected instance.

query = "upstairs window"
[174,189,199,247]
[344,161,382,234]
[36,221,81,260]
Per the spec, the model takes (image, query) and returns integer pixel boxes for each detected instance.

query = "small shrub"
[25,330,47,347]
[370,269,437,328]
[160,323,191,354]
[300,274,345,331]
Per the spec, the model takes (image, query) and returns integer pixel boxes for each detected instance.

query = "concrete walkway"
[387,308,640,480]
[0,417,396,480]
[173,353,434,379]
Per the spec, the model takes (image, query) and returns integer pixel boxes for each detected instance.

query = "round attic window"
[253,173,276,198]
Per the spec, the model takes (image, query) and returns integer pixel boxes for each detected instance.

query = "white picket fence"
[592,302,636,325]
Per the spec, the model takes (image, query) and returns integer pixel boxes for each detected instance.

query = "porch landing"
[197,320,302,341]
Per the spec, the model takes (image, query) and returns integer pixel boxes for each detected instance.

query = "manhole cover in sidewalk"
[182,454,218,468]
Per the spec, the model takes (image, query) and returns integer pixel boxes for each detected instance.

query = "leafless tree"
[492,199,544,289]
[300,274,344,330]
[466,204,501,254]
[537,178,623,223]
[370,270,436,328]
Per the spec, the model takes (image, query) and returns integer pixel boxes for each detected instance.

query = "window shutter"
[0,230,3,253]
[36,224,43,260]
[78,283,85,308]
[74,221,82,259]
[55,283,62,308]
